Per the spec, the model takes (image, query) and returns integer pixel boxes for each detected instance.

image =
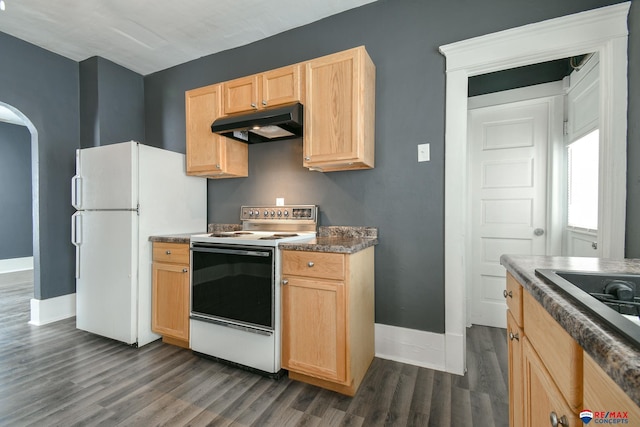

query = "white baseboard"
[0,256,33,273]
[375,323,447,371]
[29,293,76,326]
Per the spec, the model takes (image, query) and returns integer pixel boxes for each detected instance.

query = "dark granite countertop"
[148,232,204,244]
[500,255,640,406]
[279,226,378,254]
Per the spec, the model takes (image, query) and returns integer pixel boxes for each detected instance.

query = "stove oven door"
[190,244,275,334]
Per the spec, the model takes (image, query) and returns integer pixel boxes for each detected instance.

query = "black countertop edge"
[500,254,640,407]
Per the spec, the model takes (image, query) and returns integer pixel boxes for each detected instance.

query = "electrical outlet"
[276,198,284,206]
[418,143,430,162]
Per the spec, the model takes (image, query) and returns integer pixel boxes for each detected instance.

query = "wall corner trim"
[29,293,76,326]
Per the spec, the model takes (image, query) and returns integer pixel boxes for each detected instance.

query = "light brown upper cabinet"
[304,46,376,172]
[185,83,248,178]
[223,64,302,115]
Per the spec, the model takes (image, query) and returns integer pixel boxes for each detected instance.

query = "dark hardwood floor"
[0,273,508,426]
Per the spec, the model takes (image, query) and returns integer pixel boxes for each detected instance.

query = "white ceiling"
[0,0,377,76]
[0,0,378,124]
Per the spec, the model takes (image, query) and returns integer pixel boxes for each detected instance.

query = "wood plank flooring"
[0,274,508,426]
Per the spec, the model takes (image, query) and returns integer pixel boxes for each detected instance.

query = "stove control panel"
[241,205,317,221]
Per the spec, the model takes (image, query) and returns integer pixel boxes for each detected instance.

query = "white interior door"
[469,98,550,328]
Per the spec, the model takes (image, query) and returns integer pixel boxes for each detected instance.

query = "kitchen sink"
[535,269,640,347]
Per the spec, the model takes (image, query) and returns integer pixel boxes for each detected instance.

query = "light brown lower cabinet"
[506,272,640,426]
[152,242,190,348]
[281,247,374,396]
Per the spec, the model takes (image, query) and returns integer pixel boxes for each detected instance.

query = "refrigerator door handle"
[71,175,82,209]
[71,212,81,278]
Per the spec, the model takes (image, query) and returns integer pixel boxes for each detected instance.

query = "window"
[567,129,599,230]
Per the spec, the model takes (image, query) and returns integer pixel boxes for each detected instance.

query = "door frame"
[439,2,630,375]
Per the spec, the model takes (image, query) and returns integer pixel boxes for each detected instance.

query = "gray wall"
[0,122,32,259]
[0,33,145,301]
[0,31,79,299]
[145,0,635,333]
[1,0,637,327]
[80,56,145,148]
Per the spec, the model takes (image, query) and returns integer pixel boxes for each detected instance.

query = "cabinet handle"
[262,100,267,106]
[549,412,569,427]
[304,157,311,161]
[307,261,314,268]
[182,268,188,273]
[165,250,171,255]
[282,279,289,285]
[509,331,519,341]
[215,164,221,169]
[503,290,513,299]
[251,103,257,108]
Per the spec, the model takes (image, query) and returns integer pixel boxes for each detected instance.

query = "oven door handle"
[191,246,271,257]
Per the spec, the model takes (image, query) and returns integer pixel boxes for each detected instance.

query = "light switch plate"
[276,198,284,206]
[418,143,430,162]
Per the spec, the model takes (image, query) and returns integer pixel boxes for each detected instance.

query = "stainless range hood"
[211,102,303,144]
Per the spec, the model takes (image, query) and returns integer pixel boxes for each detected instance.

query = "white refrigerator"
[71,141,206,347]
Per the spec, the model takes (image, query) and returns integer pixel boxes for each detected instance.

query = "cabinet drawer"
[153,242,190,264]
[282,251,345,281]
[523,291,582,411]
[506,273,523,327]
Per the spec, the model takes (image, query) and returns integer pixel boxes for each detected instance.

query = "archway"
[0,101,40,302]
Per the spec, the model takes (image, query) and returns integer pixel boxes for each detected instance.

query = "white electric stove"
[189,205,317,376]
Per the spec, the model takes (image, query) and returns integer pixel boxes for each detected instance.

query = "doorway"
[439,2,630,374]
[0,101,39,300]
[468,92,561,328]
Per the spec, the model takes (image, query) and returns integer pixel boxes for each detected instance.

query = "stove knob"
[271,210,276,217]
[283,210,289,217]
[277,210,282,217]
[264,210,269,217]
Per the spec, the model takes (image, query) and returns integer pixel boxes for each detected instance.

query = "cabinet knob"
[509,331,519,341]
[262,100,267,106]
[282,279,289,285]
[304,157,311,161]
[251,103,257,108]
[215,164,221,169]
[503,290,513,299]
[165,250,171,255]
[182,268,188,273]
[307,261,314,268]
[549,412,569,427]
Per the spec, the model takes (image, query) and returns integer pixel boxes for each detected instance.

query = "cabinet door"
[223,75,259,114]
[282,276,347,383]
[152,262,190,342]
[523,338,579,427]
[185,84,248,178]
[507,311,524,427]
[304,46,375,171]
[261,65,301,108]
[583,351,640,423]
